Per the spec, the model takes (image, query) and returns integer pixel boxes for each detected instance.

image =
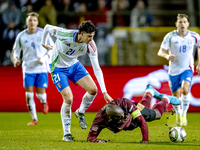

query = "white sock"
[173,105,181,114]
[182,94,190,116]
[26,92,38,121]
[79,92,96,113]
[36,93,47,103]
[61,102,71,135]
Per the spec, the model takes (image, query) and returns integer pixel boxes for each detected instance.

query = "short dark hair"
[177,14,189,22]
[27,12,39,18]
[78,20,97,34]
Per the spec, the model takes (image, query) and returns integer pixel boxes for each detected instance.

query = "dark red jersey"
[87,98,148,142]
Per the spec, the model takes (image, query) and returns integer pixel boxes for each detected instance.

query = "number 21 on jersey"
[53,73,60,83]
[66,48,75,55]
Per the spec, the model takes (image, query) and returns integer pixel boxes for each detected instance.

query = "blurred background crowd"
[0,0,199,66]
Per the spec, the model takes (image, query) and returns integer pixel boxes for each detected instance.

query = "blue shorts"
[50,62,89,92]
[23,73,48,88]
[169,69,193,93]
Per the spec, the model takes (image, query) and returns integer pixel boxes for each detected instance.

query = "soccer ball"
[169,127,186,142]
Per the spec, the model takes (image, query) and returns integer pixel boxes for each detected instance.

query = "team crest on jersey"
[57,82,61,88]
[53,29,57,35]
[25,40,28,43]
[79,48,83,51]
[92,126,98,131]
[188,40,193,45]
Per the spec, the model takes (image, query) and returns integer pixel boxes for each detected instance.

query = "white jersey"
[42,24,107,93]
[161,30,200,76]
[13,27,53,74]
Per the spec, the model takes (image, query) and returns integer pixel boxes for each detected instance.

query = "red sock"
[152,98,168,116]
[139,92,152,108]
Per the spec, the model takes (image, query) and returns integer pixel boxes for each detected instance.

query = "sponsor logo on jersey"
[186,77,191,82]
[175,41,179,44]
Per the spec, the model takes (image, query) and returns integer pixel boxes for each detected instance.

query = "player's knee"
[88,87,97,95]
[26,92,34,103]
[172,92,179,98]
[61,91,73,104]
[182,87,189,95]
[64,99,72,105]
[36,93,46,101]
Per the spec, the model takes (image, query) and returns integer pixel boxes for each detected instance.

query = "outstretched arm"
[89,55,113,103]
[87,129,110,143]
[131,109,149,142]
[87,120,110,143]
[42,24,60,50]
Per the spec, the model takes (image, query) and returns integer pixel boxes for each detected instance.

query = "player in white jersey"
[13,12,53,125]
[42,20,113,141]
[158,14,200,126]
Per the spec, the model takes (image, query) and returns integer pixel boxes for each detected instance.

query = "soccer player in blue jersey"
[158,14,200,126]
[42,20,113,141]
[13,12,54,125]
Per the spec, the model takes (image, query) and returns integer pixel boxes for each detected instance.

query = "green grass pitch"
[0,112,200,150]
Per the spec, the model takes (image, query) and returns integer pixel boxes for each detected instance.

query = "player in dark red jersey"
[87,84,181,143]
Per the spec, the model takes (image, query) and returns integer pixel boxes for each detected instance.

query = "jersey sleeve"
[87,122,104,142]
[160,32,172,51]
[87,110,106,142]
[13,33,22,59]
[45,34,54,57]
[88,41,107,93]
[42,24,76,45]
[42,24,57,45]
[135,115,149,141]
[196,33,200,47]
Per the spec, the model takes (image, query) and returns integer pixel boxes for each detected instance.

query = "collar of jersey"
[176,30,189,37]
[26,27,39,35]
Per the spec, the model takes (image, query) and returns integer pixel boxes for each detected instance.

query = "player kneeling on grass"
[87,84,181,143]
